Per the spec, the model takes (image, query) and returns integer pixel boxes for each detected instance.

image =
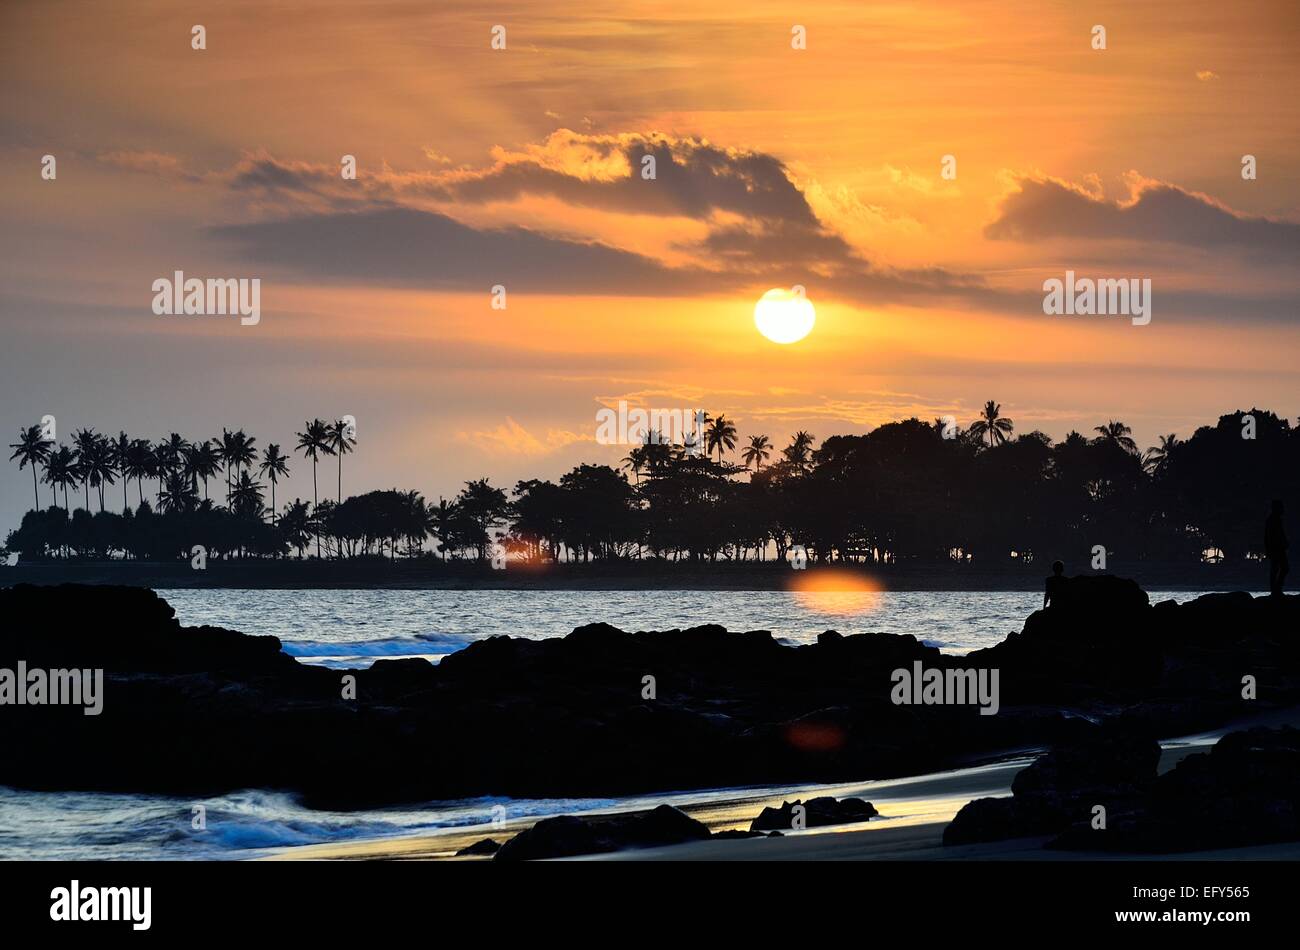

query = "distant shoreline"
[0,559,1269,592]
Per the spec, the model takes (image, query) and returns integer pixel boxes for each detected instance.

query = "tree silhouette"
[970,401,1014,447]
[742,434,772,470]
[1095,420,1139,454]
[9,424,52,510]
[327,419,356,501]
[706,415,738,463]
[259,444,290,523]
[294,419,333,556]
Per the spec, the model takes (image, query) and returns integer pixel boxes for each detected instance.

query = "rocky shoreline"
[0,579,1296,822]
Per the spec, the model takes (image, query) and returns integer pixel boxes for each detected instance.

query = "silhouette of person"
[1265,499,1288,597]
[1044,560,1067,609]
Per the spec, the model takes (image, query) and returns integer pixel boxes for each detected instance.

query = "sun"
[754,287,815,344]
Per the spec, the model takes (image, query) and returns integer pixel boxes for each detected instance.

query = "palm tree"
[258,443,290,522]
[111,431,132,512]
[705,415,738,463]
[1143,433,1179,475]
[155,434,190,502]
[157,471,198,514]
[427,497,457,561]
[1095,420,1138,454]
[294,419,334,556]
[327,419,356,501]
[10,424,53,510]
[43,444,77,512]
[217,429,256,503]
[621,445,646,483]
[74,428,101,510]
[124,439,154,506]
[230,470,266,517]
[279,499,312,557]
[783,431,815,470]
[184,440,221,500]
[970,400,1014,447]
[741,434,772,471]
[83,435,115,511]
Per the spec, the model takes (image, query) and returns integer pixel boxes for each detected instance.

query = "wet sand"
[265,706,1300,862]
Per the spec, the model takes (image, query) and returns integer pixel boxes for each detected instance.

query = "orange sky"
[2,0,1298,527]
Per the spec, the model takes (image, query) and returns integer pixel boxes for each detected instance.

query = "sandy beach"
[268,707,1300,862]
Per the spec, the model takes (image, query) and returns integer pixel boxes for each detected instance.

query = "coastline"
[266,707,1300,862]
[0,560,1269,592]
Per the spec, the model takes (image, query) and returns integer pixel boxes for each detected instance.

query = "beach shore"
[267,707,1300,862]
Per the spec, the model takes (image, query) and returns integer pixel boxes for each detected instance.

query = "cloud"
[96,150,201,182]
[457,417,585,456]
[1196,70,1220,81]
[985,172,1300,254]
[209,206,734,296]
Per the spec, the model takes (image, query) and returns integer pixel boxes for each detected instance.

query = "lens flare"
[789,569,884,617]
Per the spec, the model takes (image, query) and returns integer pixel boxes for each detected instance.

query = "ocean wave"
[281,631,476,659]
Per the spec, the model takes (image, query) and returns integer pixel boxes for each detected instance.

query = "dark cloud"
[690,220,859,267]
[986,175,1300,255]
[209,207,736,296]
[435,133,819,224]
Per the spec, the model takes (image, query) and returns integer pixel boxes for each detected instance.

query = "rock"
[749,796,877,831]
[1051,726,1300,853]
[944,723,1159,846]
[455,838,501,856]
[493,805,710,861]
[712,829,783,839]
[2,582,1297,810]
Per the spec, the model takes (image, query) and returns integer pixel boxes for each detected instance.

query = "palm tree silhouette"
[259,443,290,522]
[706,415,738,463]
[155,434,190,502]
[970,400,1014,447]
[427,497,456,561]
[230,470,266,518]
[73,429,101,510]
[1095,420,1138,454]
[157,472,198,514]
[1142,433,1179,475]
[123,439,153,507]
[741,434,772,471]
[295,419,334,556]
[185,440,220,500]
[621,445,647,483]
[111,432,133,512]
[9,424,53,510]
[43,444,77,512]
[327,419,356,501]
[783,431,815,470]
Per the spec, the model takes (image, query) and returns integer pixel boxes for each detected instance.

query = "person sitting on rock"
[1044,560,1067,609]
[1266,499,1288,597]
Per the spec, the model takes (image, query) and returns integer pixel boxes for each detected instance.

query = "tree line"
[5,404,1295,566]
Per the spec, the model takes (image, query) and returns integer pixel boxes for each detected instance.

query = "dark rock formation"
[947,725,1300,854]
[1050,726,1300,853]
[750,796,878,831]
[712,829,782,839]
[455,838,501,856]
[493,805,710,861]
[1,580,1297,811]
[944,722,1159,845]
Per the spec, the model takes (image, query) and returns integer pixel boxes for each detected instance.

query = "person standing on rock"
[1266,500,1288,597]
[1044,560,1067,609]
